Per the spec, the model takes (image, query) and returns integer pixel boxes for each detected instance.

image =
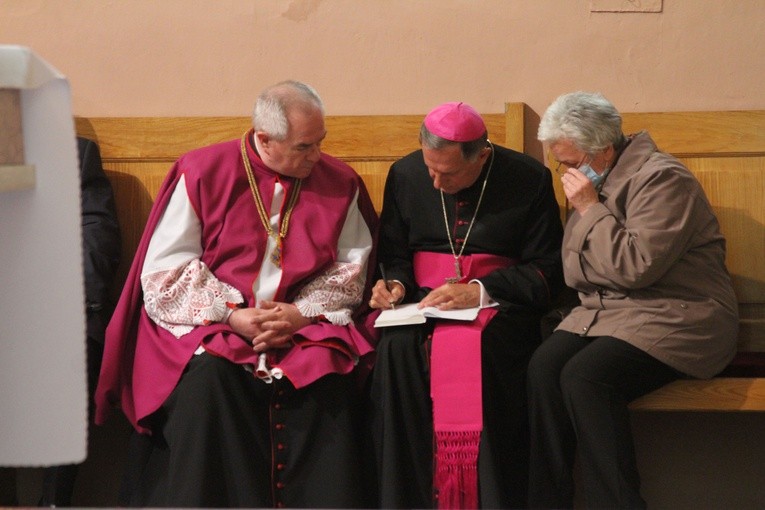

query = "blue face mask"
[579,162,608,191]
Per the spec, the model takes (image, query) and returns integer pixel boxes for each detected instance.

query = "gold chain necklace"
[440,142,494,283]
[241,131,302,268]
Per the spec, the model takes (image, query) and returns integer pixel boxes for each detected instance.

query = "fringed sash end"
[435,430,481,509]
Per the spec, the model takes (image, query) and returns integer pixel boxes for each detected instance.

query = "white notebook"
[374,302,481,328]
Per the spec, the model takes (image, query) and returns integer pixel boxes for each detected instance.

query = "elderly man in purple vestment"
[369,102,564,509]
[94,80,379,508]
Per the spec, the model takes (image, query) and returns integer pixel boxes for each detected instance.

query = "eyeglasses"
[554,154,590,174]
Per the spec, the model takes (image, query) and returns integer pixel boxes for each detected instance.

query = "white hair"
[538,91,624,154]
[252,80,325,141]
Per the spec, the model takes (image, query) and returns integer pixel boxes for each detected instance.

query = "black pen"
[379,263,395,310]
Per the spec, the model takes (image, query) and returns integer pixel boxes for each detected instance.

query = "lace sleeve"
[142,259,243,338]
[293,262,364,325]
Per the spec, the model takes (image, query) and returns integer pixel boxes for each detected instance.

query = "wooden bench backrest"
[76,107,765,355]
[75,104,526,294]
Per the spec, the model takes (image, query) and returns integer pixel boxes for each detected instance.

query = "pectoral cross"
[446,258,462,284]
[269,237,283,268]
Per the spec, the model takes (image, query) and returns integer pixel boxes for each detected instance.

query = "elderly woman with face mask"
[527,91,739,509]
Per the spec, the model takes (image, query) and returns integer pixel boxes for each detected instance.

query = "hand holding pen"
[369,263,404,310]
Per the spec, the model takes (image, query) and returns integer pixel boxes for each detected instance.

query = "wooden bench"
[75,104,765,412]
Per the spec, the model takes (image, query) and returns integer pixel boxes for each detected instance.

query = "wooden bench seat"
[629,377,765,411]
[75,104,765,413]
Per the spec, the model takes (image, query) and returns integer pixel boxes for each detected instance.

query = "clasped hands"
[227,300,311,353]
[369,279,480,310]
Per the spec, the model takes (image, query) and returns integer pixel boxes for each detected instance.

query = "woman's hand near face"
[562,168,599,215]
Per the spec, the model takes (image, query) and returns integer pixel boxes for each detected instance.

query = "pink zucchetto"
[423,101,487,142]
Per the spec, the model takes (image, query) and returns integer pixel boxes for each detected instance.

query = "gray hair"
[252,80,325,141]
[538,91,624,154]
[419,123,488,161]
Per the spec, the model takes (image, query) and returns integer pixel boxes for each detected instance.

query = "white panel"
[0,46,87,467]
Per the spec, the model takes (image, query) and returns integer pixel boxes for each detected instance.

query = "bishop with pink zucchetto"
[368,101,565,508]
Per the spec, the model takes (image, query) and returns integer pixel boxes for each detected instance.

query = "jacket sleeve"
[78,138,121,322]
[566,162,703,291]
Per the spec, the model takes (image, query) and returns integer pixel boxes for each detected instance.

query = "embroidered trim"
[142,259,243,338]
[292,261,365,325]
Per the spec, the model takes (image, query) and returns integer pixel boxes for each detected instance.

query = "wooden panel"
[739,313,765,352]
[680,156,765,304]
[620,111,765,156]
[76,113,507,163]
[549,162,568,224]
[629,378,765,411]
[75,117,253,160]
[0,88,24,164]
[503,102,525,153]
[103,163,169,290]
[346,160,394,214]
[326,114,504,159]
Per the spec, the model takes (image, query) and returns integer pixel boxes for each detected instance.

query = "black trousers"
[122,353,373,508]
[527,332,681,509]
[371,310,542,509]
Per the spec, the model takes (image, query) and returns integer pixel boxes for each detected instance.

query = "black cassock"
[371,144,564,509]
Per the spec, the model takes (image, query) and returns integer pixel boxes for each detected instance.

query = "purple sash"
[413,251,516,509]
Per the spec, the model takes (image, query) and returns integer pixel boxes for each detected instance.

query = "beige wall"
[2,0,764,118]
